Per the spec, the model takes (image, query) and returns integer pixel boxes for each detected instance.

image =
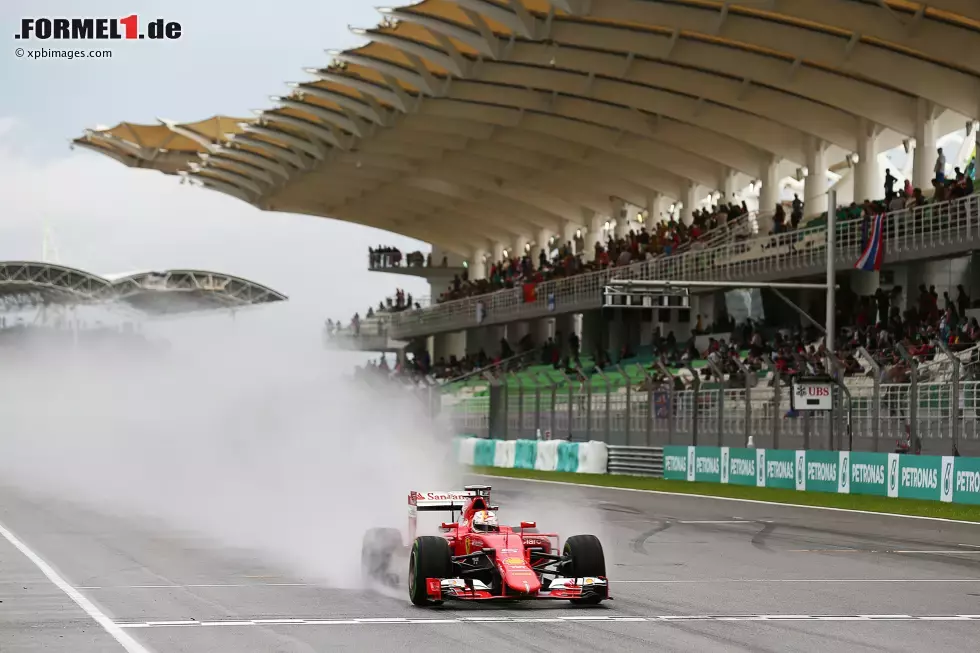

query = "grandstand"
[75,1,980,453]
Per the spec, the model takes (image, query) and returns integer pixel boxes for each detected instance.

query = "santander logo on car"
[422,491,471,501]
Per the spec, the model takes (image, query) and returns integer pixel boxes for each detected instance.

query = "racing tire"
[562,534,606,605]
[408,536,453,607]
[361,528,403,586]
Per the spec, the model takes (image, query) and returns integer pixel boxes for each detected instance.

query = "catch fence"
[449,369,980,457]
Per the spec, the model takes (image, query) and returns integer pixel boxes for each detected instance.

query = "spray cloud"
[0,307,459,588]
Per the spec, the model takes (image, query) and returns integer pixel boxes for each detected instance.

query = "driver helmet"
[472,510,499,533]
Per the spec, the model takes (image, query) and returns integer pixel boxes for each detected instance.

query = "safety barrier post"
[637,363,654,446]
[559,370,575,441]
[857,347,881,452]
[825,353,846,451]
[793,352,812,449]
[655,361,676,445]
[826,352,853,451]
[896,343,919,454]
[935,339,961,456]
[577,365,593,441]
[685,362,701,446]
[593,365,612,443]
[706,358,726,446]
[538,372,558,441]
[731,356,754,448]
[483,371,506,440]
[511,372,525,440]
[617,364,633,445]
[762,354,780,449]
[533,376,542,437]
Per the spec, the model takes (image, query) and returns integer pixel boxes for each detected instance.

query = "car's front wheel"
[408,536,453,606]
[562,534,606,605]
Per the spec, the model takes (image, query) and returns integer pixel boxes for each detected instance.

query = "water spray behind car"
[0,305,461,589]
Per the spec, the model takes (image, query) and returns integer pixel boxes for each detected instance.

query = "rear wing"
[409,490,477,511]
[408,486,492,541]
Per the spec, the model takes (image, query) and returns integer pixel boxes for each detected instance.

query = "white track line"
[75,582,313,590]
[76,578,980,590]
[114,614,980,629]
[0,519,151,653]
[476,474,980,526]
[613,578,980,583]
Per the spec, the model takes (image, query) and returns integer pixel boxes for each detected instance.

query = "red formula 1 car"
[361,485,608,606]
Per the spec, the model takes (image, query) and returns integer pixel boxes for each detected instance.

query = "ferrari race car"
[361,485,609,606]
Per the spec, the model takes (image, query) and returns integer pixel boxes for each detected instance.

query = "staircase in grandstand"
[388,194,980,339]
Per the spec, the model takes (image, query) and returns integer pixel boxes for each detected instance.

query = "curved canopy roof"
[109,269,288,315]
[0,261,114,308]
[75,0,980,254]
[0,263,287,315]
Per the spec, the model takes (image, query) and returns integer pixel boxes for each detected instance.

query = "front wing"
[426,577,609,601]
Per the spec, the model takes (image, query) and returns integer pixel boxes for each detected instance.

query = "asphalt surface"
[2,477,980,652]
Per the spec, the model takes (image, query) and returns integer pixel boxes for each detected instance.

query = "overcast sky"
[0,0,432,323]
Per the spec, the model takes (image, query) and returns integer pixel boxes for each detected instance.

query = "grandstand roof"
[0,262,287,315]
[0,262,114,308]
[72,117,252,175]
[108,269,288,315]
[75,0,980,254]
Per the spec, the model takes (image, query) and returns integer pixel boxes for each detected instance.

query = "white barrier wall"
[459,437,608,474]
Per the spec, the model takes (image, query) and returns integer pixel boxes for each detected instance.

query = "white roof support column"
[535,227,553,258]
[492,241,507,264]
[804,136,829,219]
[913,98,940,190]
[471,246,488,280]
[562,218,580,250]
[589,212,605,258]
[645,191,666,227]
[610,198,628,238]
[514,234,531,259]
[758,155,781,234]
[722,168,739,205]
[683,182,699,226]
[854,117,880,204]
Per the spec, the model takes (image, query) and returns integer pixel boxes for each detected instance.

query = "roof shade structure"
[75,0,980,255]
[73,117,253,175]
[106,270,288,316]
[0,263,287,315]
[0,262,114,309]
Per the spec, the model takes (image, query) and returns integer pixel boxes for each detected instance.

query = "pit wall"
[457,437,608,474]
[664,446,980,505]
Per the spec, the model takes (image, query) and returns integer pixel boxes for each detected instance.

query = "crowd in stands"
[350,276,980,407]
[437,201,755,303]
[325,289,418,337]
[431,157,976,306]
[368,246,450,269]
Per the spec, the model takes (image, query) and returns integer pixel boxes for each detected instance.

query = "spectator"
[884,168,898,200]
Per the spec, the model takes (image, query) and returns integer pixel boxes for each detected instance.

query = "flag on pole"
[854,214,884,271]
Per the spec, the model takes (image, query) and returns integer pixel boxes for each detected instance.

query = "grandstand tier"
[75,0,980,260]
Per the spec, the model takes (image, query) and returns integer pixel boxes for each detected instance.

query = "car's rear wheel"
[408,536,453,606]
[562,534,606,605]
[361,528,402,585]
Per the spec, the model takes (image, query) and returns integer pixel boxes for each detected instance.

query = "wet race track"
[2,475,980,652]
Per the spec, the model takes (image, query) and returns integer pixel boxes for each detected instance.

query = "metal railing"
[448,360,980,458]
[606,445,664,477]
[390,194,980,338]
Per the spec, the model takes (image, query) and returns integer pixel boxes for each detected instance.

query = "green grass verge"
[471,466,980,523]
